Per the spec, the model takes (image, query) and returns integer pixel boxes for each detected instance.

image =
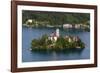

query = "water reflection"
[31,48,84,56]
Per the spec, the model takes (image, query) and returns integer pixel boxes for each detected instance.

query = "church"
[48,28,60,42]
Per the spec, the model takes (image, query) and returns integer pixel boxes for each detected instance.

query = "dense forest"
[31,34,85,52]
[22,10,90,26]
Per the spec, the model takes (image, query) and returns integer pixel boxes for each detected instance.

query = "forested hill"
[22,10,90,25]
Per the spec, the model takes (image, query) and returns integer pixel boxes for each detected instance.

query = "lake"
[22,26,90,62]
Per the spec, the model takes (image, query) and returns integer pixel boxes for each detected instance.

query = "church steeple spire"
[56,28,59,37]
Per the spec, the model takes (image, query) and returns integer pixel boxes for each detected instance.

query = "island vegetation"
[31,34,85,52]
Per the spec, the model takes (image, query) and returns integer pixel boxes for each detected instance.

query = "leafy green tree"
[22,10,90,26]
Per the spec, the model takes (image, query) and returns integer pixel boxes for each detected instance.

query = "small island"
[31,29,85,52]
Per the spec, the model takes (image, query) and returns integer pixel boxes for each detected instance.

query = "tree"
[22,10,90,26]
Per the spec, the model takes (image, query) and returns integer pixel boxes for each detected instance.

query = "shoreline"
[22,24,90,32]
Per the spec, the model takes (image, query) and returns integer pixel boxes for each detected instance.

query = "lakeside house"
[26,19,49,26]
[27,19,32,23]
[63,24,81,29]
[63,24,89,29]
[74,24,81,29]
[26,19,33,24]
[63,24,73,28]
